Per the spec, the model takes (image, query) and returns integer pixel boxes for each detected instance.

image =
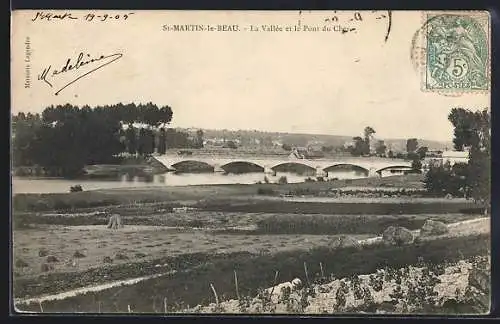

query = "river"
[12,155,412,194]
[12,169,374,194]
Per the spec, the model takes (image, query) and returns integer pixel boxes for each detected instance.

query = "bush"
[420,220,449,237]
[38,248,49,257]
[257,187,276,195]
[114,253,129,260]
[424,165,465,196]
[187,220,204,228]
[277,176,288,185]
[70,185,83,193]
[382,226,414,246]
[46,255,59,263]
[73,250,86,258]
[15,259,29,269]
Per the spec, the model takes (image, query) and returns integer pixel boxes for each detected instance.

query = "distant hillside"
[176,128,453,152]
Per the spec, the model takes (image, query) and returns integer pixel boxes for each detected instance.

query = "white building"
[423,150,469,169]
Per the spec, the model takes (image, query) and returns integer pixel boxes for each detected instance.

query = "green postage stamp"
[424,12,490,92]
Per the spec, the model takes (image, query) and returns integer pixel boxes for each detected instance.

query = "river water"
[12,169,375,194]
[12,156,411,194]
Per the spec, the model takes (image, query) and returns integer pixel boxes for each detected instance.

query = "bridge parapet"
[152,155,412,174]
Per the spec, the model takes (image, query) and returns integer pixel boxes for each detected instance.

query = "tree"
[195,129,204,149]
[363,126,376,155]
[411,159,422,170]
[448,108,490,211]
[157,128,167,155]
[12,102,174,177]
[424,165,454,195]
[448,107,478,151]
[417,146,428,160]
[125,124,137,155]
[387,150,394,158]
[406,138,418,154]
[137,128,146,156]
[375,140,387,156]
[224,140,238,149]
[350,136,365,157]
[321,145,334,153]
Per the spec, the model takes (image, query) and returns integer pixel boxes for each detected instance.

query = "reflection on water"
[12,169,368,194]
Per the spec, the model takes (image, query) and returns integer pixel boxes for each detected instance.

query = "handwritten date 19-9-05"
[31,11,134,22]
[38,52,123,96]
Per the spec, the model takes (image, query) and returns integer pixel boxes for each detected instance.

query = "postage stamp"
[423,12,490,92]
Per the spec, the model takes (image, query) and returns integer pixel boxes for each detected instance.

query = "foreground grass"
[184,255,490,315]
[15,233,490,313]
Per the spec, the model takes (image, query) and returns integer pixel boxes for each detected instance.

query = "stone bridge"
[153,155,414,177]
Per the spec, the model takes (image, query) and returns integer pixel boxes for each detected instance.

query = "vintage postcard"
[11,10,491,315]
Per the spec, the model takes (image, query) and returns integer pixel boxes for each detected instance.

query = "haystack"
[382,226,414,246]
[331,235,362,250]
[420,219,449,237]
[107,213,124,229]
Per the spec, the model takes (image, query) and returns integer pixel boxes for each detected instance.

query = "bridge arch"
[171,160,215,173]
[271,162,317,175]
[220,161,265,174]
[323,163,370,175]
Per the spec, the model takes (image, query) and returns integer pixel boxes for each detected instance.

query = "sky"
[11,10,490,142]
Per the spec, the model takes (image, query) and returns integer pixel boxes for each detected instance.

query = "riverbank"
[13,174,425,210]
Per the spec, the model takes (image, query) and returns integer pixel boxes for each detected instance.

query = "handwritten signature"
[37,52,123,95]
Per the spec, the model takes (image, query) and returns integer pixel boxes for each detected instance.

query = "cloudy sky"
[12,10,490,142]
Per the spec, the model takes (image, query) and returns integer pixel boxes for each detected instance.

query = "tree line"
[424,107,490,210]
[12,103,204,177]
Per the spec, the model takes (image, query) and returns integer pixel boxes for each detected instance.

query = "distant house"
[289,147,308,159]
[442,150,469,164]
[423,150,469,169]
[289,147,324,159]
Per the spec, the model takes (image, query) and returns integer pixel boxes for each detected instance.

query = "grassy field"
[15,232,490,313]
[13,175,427,212]
[11,174,490,314]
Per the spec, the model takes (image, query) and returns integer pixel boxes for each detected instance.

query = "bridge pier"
[315,167,327,178]
[214,165,226,173]
[264,167,277,176]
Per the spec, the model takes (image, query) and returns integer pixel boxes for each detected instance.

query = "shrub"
[70,185,83,193]
[38,248,49,257]
[278,176,288,185]
[114,253,129,260]
[420,220,449,237]
[257,187,276,195]
[382,226,414,246]
[73,250,86,258]
[15,259,29,269]
[103,256,113,263]
[46,255,59,263]
[187,220,204,228]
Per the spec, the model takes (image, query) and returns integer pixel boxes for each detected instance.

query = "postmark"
[411,11,490,95]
